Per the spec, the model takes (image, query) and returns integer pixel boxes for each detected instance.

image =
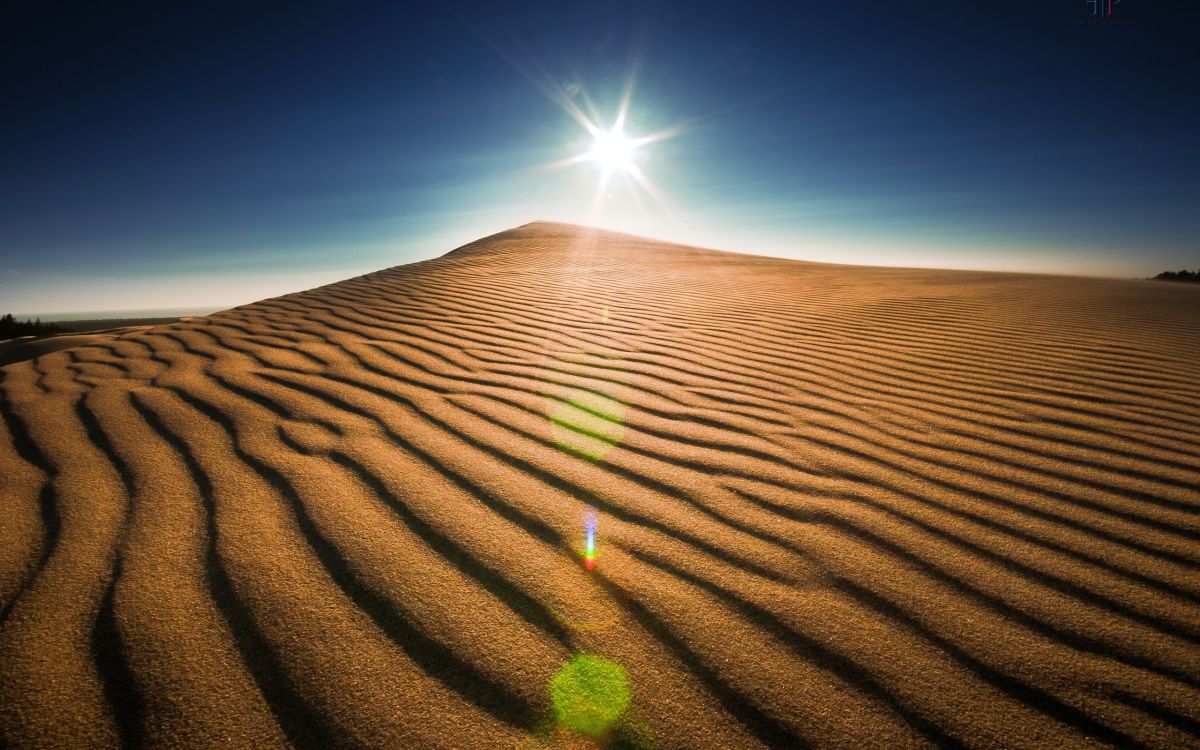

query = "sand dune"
[1,222,1199,749]
[0,327,161,369]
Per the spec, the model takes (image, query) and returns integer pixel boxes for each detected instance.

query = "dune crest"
[2,222,1199,748]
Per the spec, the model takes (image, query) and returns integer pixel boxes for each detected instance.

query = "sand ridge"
[1,222,1199,748]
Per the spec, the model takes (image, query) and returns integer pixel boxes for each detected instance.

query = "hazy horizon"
[6,306,227,322]
[9,218,1192,320]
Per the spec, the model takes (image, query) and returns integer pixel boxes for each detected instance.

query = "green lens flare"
[549,654,632,737]
[549,389,626,462]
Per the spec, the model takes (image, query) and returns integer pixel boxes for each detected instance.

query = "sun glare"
[538,84,684,229]
[584,125,639,175]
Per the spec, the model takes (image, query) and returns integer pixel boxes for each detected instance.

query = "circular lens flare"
[549,654,632,738]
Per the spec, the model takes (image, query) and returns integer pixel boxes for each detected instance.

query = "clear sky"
[3,1,1198,314]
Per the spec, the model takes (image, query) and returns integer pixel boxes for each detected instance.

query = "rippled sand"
[2,222,1198,748]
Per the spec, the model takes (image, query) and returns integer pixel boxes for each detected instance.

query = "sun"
[541,91,681,217]
[583,125,640,175]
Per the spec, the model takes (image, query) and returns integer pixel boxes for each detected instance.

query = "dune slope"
[2,222,1199,749]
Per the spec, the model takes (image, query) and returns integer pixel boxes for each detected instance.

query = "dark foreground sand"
[0,325,174,369]
[1,223,1198,749]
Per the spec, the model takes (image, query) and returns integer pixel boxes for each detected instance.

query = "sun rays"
[536,81,684,226]
[446,14,690,236]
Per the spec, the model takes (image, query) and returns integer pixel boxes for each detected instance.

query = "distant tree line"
[1152,269,1200,283]
[0,313,66,339]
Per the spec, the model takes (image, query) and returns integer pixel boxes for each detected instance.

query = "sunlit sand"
[1,222,1198,748]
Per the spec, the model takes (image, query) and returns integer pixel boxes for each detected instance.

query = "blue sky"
[3,1,1198,314]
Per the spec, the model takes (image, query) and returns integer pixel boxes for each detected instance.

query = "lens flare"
[548,388,627,462]
[549,654,631,738]
[584,510,597,571]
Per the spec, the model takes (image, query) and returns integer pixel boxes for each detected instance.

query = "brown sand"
[0,327,160,368]
[1,222,1198,749]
